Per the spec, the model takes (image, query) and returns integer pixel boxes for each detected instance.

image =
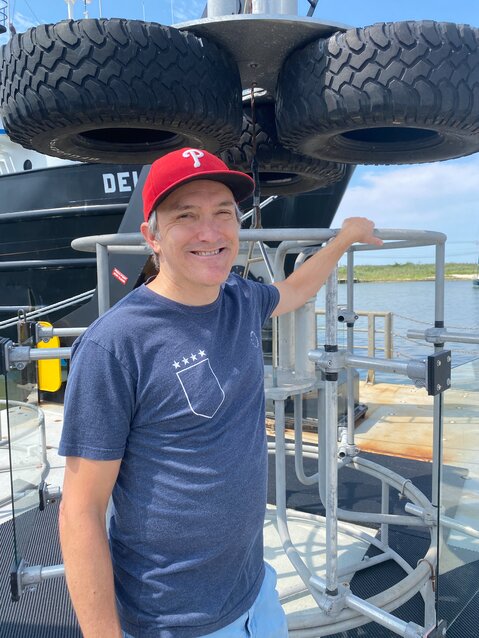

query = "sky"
[3,1,479,264]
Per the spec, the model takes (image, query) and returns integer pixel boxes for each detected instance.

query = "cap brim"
[151,169,255,213]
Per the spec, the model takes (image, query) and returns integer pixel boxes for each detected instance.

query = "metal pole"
[8,347,72,363]
[274,398,324,603]
[344,592,423,637]
[432,241,446,508]
[407,328,479,345]
[381,481,389,547]
[207,0,238,17]
[293,394,318,485]
[384,312,393,359]
[344,354,426,379]
[294,298,316,381]
[96,243,110,315]
[40,327,86,339]
[367,314,376,383]
[252,0,298,14]
[432,241,446,617]
[324,267,339,595]
[21,563,65,585]
[65,0,75,20]
[346,249,355,446]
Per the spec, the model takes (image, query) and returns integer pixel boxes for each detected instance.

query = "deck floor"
[1,380,478,636]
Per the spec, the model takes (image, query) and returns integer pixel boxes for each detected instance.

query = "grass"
[337,262,478,282]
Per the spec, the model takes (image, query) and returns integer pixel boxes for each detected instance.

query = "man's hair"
[147,203,242,271]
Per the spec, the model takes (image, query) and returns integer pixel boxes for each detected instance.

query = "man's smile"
[191,248,225,256]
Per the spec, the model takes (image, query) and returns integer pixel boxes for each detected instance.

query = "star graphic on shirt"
[182,357,190,365]
[173,361,181,369]
[190,353,197,361]
[198,349,206,357]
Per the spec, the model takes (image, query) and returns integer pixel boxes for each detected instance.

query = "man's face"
[142,180,240,302]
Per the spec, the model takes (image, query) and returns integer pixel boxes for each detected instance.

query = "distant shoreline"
[337,262,478,282]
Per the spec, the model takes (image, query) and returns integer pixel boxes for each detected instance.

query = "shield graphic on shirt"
[177,359,225,418]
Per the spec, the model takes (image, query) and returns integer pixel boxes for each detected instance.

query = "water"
[315,279,479,383]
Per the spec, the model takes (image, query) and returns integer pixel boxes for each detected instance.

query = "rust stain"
[357,438,457,465]
[357,439,434,463]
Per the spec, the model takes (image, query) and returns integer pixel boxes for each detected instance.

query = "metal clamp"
[309,577,348,616]
[36,323,54,343]
[337,307,358,325]
[399,478,413,500]
[10,558,65,601]
[39,481,62,511]
[405,503,437,527]
[417,558,436,592]
[308,347,346,374]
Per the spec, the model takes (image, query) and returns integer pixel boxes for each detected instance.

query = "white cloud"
[337,158,479,232]
[11,11,38,32]
[170,0,205,23]
[335,155,479,263]
[0,11,37,44]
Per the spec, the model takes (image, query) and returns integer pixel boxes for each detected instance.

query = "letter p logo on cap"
[182,149,204,168]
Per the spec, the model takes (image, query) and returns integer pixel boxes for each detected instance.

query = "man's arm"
[59,456,123,637]
[272,217,382,317]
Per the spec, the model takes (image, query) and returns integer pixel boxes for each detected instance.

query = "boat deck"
[1,379,478,636]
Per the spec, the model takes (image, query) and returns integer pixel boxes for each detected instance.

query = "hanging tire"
[220,103,347,196]
[0,19,242,163]
[277,21,479,165]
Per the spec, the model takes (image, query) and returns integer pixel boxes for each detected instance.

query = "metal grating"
[0,501,80,637]
[0,451,477,636]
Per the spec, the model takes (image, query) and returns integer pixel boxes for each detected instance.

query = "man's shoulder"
[225,272,262,292]
[74,286,149,353]
[225,272,277,298]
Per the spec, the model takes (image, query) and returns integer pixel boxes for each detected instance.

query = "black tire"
[220,103,347,196]
[0,19,242,163]
[277,21,479,165]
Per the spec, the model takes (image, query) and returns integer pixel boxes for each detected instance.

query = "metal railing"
[6,226,479,638]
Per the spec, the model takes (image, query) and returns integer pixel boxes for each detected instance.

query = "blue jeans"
[122,563,288,637]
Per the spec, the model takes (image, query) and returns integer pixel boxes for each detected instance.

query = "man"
[59,148,381,638]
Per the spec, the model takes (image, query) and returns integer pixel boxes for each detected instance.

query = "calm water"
[315,279,479,382]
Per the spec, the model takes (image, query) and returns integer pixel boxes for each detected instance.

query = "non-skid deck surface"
[0,501,80,637]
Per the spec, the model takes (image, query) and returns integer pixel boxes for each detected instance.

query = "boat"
[1,1,479,637]
[473,257,479,287]
[0,131,143,328]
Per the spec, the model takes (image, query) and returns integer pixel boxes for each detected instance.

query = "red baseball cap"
[142,148,255,222]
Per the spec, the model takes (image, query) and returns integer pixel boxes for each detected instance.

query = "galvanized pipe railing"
[5,226,462,635]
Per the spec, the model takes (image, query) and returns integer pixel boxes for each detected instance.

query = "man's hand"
[337,217,383,247]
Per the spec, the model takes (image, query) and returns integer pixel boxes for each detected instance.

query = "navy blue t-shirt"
[59,274,280,638]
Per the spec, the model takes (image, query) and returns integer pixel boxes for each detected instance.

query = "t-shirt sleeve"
[246,279,280,325]
[59,337,135,460]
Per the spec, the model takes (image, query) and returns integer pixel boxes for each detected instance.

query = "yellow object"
[37,321,62,393]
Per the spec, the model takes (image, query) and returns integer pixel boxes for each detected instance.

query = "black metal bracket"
[0,337,12,375]
[39,481,61,511]
[10,562,19,602]
[9,559,23,602]
[426,350,451,396]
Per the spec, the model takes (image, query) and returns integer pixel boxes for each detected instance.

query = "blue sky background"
[3,1,479,264]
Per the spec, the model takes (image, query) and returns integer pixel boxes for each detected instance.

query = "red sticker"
[112,267,128,285]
